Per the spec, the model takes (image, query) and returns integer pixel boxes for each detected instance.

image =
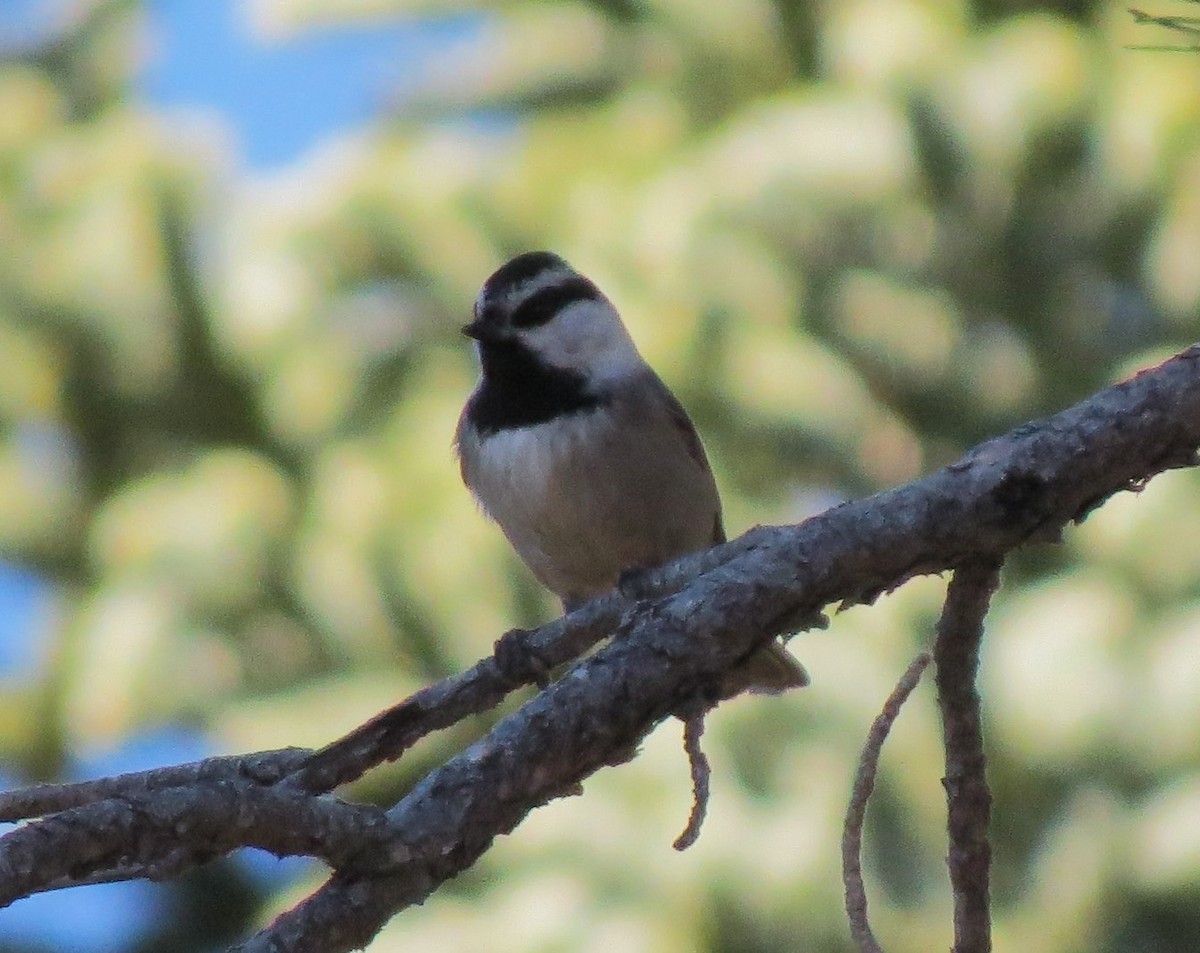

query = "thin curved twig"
[843,653,932,953]
[673,705,713,851]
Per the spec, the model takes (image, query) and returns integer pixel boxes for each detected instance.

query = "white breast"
[458,395,721,607]
[460,409,615,600]
[468,418,579,516]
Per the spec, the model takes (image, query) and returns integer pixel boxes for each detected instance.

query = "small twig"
[0,749,311,823]
[1130,8,1200,34]
[291,593,635,792]
[1128,7,1200,50]
[0,780,394,908]
[935,558,1002,953]
[843,652,932,953]
[672,706,713,851]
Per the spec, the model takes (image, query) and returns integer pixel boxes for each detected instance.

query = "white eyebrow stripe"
[501,265,579,311]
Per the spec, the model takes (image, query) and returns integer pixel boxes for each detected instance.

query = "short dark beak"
[461,319,502,342]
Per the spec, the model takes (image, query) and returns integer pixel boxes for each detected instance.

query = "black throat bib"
[468,338,606,436]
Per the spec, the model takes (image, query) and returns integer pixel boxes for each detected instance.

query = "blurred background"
[1,0,1199,950]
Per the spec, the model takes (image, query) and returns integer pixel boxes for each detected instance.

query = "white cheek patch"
[528,300,644,383]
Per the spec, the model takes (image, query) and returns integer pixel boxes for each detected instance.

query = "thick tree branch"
[238,346,1200,950]
[290,346,1200,796]
[0,345,1197,951]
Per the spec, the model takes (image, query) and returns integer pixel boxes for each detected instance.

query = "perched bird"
[455,251,808,696]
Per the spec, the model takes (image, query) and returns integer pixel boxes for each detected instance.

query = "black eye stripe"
[483,251,566,300]
[509,277,601,329]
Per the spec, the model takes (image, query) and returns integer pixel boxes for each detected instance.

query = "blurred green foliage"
[1,0,1199,950]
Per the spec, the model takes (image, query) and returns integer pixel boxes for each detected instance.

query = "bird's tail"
[720,641,810,698]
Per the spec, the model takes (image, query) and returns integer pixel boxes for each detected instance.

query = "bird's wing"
[623,370,726,545]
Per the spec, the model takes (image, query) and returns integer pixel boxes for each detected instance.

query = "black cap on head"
[481,251,568,302]
[466,250,602,338]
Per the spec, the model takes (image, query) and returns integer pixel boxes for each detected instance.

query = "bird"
[454,251,808,696]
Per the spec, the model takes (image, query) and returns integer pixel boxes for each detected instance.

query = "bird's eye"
[510,277,601,329]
